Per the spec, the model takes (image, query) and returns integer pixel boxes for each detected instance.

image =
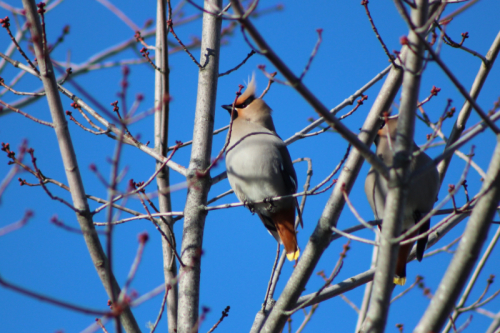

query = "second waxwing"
[223,76,300,261]
[364,116,439,285]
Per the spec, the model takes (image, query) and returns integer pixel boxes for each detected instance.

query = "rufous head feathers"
[378,115,399,139]
[221,74,275,131]
[222,73,266,116]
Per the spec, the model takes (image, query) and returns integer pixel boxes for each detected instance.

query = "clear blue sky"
[1,1,499,332]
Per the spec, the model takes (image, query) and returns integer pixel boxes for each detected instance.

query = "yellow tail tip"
[286,249,300,261]
[394,276,406,286]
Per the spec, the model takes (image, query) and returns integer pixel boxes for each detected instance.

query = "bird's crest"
[235,73,256,105]
[378,115,399,138]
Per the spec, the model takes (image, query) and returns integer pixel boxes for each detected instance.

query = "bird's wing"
[277,145,298,194]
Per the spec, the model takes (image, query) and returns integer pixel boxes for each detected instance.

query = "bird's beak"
[222,104,233,113]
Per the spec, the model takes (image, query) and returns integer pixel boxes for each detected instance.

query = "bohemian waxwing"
[364,116,439,285]
[223,76,300,261]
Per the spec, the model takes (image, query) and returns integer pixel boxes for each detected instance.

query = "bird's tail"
[394,241,414,286]
[272,210,300,261]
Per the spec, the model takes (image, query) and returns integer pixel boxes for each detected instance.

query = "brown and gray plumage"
[364,116,439,285]
[223,76,300,261]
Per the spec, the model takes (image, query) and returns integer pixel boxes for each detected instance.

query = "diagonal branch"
[418,32,500,134]
[437,30,500,184]
[20,1,141,332]
[247,25,406,333]
[0,50,188,176]
[230,0,390,180]
[414,136,500,333]
[443,224,500,333]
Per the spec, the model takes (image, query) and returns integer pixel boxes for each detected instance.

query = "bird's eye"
[236,96,255,109]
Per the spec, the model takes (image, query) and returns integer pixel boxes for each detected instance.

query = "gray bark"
[360,1,428,332]
[177,1,222,332]
[255,45,404,333]
[154,1,178,332]
[21,1,140,332]
[437,30,500,184]
[414,137,500,333]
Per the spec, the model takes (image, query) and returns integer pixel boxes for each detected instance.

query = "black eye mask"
[221,95,255,113]
[235,95,255,108]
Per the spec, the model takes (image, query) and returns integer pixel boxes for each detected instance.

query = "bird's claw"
[244,200,255,213]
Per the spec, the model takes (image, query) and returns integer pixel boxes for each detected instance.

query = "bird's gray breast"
[364,149,439,229]
[226,133,289,210]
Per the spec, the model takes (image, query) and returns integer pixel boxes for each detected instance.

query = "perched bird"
[364,116,439,285]
[223,76,300,261]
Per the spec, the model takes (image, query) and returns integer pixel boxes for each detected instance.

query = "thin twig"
[94,212,184,226]
[361,0,398,68]
[299,29,323,80]
[27,148,81,212]
[93,144,182,214]
[259,71,277,99]
[0,210,33,236]
[330,226,378,246]
[136,191,184,267]
[201,85,244,175]
[423,235,461,258]
[340,294,360,314]
[341,183,379,234]
[51,216,106,235]
[149,285,170,333]
[206,189,234,205]
[284,241,351,315]
[96,0,141,31]
[206,306,230,333]
[96,318,109,333]
[168,125,229,151]
[66,110,110,135]
[219,50,255,77]
[0,16,39,73]
[0,275,107,315]
[295,304,319,333]
[262,243,280,313]
[0,77,45,96]
[437,24,487,63]
[399,145,474,246]
[119,233,149,301]
[167,18,203,68]
[391,275,423,303]
[0,100,53,127]
[418,34,500,134]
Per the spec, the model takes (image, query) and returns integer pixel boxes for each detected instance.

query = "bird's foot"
[263,197,276,210]
[244,200,255,213]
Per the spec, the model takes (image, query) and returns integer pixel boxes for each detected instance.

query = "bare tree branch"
[177,0,222,332]
[486,311,500,333]
[230,0,390,181]
[20,1,140,331]
[361,2,429,332]
[251,34,405,333]
[443,225,500,332]
[293,269,375,309]
[437,30,500,184]
[154,1,179,332]
[414,138,500,333]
